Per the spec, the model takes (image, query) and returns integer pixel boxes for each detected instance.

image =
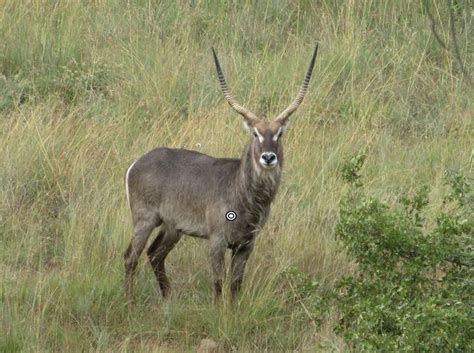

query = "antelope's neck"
[235,143,281,224]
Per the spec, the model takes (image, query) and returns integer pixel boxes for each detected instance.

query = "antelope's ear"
[242,120,252,133]
[242,117,258,133]
[278,118,290,129]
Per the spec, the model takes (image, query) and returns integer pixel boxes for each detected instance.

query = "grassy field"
[1,1,472,352]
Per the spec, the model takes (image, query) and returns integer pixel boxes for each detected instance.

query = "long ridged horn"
[274,44,318,124]
[212,48,260,124]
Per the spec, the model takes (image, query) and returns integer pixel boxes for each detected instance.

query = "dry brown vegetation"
[1,1,472,351]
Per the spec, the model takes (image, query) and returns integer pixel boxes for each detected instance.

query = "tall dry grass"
[1,1,472,351]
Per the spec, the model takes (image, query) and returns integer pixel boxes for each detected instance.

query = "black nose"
[261,152,276,164]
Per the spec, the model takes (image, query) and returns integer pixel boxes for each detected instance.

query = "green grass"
[1,1,472,351]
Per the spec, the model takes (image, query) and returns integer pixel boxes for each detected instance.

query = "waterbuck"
[124,45,318,302]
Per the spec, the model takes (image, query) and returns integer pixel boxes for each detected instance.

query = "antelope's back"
[127,147,240,234]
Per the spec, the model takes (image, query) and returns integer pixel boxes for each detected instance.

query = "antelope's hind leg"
[124,215,157,301]
[147,226,181,298]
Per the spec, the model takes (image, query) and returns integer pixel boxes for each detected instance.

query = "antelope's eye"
[278,130,283,138]
[253,132,258,138]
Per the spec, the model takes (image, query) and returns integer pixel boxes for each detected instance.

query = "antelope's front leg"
[230,241,254,301]
[209,236,226,303]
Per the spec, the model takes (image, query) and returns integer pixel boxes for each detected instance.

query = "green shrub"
[334,156,473,352]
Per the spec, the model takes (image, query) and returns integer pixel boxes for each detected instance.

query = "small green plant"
[334,156,473,351]
[341,152,366,187]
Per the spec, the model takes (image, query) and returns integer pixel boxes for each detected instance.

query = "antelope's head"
[212,45,318,171]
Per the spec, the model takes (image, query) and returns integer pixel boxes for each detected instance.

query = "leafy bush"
[334,155,473,352]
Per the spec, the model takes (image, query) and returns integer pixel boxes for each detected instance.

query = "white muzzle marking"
[259,152,278,169]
